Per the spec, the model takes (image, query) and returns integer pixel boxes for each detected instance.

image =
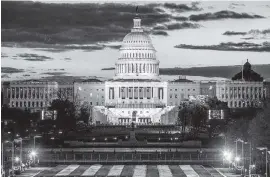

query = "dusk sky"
[1,1,270,81]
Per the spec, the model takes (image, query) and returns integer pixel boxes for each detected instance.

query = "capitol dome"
[114,16,160,81]
[122,32,154,49]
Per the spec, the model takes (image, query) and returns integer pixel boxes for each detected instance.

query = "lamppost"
[256,147,269,177]
[223,150,232,168]
[243,141,252,176]
[33,135,42,164]
[2,141,14,176]
[235,139,244,165]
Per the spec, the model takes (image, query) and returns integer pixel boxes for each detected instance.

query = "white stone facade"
[5,80,59,112]
[216,81,266,108]
[167,82,200,106]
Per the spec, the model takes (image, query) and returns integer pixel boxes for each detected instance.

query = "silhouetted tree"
[79,102,90,124]
[248,100,270,147]
[49,99,76,131]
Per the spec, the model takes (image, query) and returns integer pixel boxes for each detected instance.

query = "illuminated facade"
[101,16,172,125]
[2,80,59,112]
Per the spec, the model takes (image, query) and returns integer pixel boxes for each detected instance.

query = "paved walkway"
[16,167,51,177]
[18,165,237,177]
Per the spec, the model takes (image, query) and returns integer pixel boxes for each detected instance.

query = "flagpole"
[242,60,244,81]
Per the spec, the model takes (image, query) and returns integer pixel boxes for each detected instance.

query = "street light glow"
[15,157,20,162]
[30,151,37,157]
[235,156,240,162]
[223,150,232,162]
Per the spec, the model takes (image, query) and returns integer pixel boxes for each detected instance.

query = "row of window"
[121,52,155,59]
[7,87,55,99]
[124,40,150,44]
[221,93,264,99]
[229,101,261,108]
[10,101,49,108]
[221,87,262,91]
[117,63,158,74]
[169,94,188,99]
[120,110,150,114]
[169,88,196,92]
[81,89,104,92]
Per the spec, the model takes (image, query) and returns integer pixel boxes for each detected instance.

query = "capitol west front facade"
[104,16,172,125]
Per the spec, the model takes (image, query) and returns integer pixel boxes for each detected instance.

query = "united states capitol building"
[2,16,270,125]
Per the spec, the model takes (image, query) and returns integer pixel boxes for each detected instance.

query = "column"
[26,88,29,99]
[18,87,21,99]
[14,87,17,99]
[143,64,145,73]
[22,88,25,99]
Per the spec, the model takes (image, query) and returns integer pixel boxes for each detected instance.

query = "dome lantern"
[131,17,143,32]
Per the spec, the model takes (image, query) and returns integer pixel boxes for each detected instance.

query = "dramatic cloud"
[163,2,202,12]
[175,42,270,52]
[152,30,169,36]
[62,58,72,61]
[223,28,270,41]
[171,16,189,21]
[153,22,201,31]
[1,53,8,58]
[189,10,264,21]
[223,31,247,35]
[17,53,53,61]
[166,22,201,30]
[1,2,171,45]
[101,67,115,70]
[42,72,67,76]
[153,25,167,30]
[1,74,10,78]
[1,67,24,73]
[223,29,270,36]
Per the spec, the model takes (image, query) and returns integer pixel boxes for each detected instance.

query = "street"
[17,165,239,177]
